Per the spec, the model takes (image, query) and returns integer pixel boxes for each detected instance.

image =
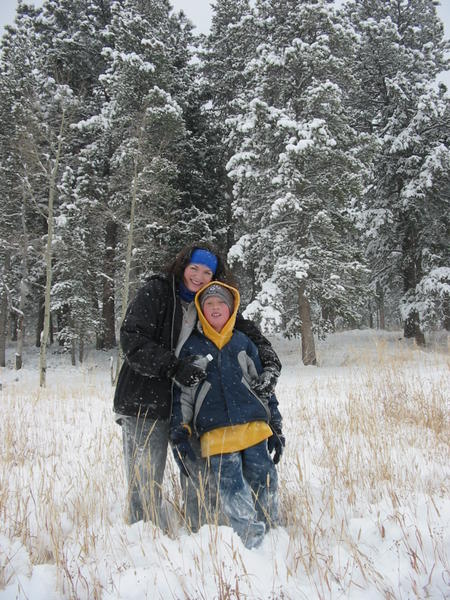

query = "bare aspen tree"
[0,252,9,367]
[113,155,139,385]
[15,193,31,370]
[121,156,139,327]
[39,109,66,388]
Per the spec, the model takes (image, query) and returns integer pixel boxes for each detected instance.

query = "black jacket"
[113,274,281,421]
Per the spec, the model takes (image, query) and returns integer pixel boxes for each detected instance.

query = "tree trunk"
[378,304,385,330]
[404,310,425,346]
[16,196,30,370]
[79,335,84,363]
[121,162,137,323]
[114,158,138,383]
[15,308,24,370]
[99,220,117,349]
[376,282,385,330]
[443,296,450,331]
[36,296,44,347]
[298,284,317,366]
[10,311,18,342]
[402,221,425,346]
[71,339,76,366]
[0,251,10,366]
[0,282,7,367]
[40,110,65,387]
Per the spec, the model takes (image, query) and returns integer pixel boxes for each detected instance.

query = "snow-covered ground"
[0,329,449,599]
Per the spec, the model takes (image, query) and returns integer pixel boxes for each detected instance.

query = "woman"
[114,242,281,529]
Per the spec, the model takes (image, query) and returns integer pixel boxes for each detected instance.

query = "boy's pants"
[209,440,279,548]
[121,415,170,528]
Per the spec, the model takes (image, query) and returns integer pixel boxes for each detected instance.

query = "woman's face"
[183,263,214,293]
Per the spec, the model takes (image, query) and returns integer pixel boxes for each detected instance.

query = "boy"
[170,281,284,549]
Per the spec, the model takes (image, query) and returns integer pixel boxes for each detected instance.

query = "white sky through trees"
[0,1,448,84]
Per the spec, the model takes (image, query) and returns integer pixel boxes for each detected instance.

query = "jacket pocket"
[240,376,271,421]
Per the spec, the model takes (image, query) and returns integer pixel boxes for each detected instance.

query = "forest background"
[0,0,449,379]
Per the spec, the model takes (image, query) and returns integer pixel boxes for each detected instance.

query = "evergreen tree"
[227,0,371,362]
[155,9,219,257]
[345,0,450,342]
[98,0,186,300]
[200,0,254,251]
[0,3,55,364]
[37,0,113,354]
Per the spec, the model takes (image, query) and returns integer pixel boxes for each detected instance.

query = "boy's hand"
[252,367,279,397]
[170,425,196,477]
[267,424,285,464]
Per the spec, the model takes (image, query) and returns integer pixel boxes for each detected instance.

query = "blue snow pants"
[209,440,279,549]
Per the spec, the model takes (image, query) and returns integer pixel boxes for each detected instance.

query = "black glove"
[252,367,279,397]
[267,424,285,464]
[170,355,207,387]
[170,425,196,477]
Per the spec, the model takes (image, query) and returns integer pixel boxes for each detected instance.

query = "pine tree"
[148,8,219,258]
[345,0,450,342]
[200,0,254,251]
[0,3,54,367]
[227,0,371,362]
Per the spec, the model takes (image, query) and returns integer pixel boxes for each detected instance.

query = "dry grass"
[0,333,448,598]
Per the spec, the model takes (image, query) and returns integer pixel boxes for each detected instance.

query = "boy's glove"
[252,366,279,397]
[170,425,196,477]
[267,424,285,464]
[169,356,207,387]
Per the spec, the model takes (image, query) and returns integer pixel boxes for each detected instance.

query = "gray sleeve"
[179,384,196,425]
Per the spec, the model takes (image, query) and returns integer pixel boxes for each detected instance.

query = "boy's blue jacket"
[171,326,282,437]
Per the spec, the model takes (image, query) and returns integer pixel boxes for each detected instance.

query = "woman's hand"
[252,366,279,397]
[170,356,207,387]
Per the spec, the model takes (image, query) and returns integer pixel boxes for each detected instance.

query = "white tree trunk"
[39,111,65,387]
[114,158,138,385]
[16,198,30,370]
[0,284,7,368]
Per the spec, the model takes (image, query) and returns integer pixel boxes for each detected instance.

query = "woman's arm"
[244,336,282,426]
[235,313,281,373]
[120,280,177,379]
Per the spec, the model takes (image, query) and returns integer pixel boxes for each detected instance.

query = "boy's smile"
[202,297,231,332]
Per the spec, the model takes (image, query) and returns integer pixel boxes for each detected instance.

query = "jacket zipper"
[217,351,232,425]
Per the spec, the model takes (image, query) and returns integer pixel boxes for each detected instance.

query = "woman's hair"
[166,242,236,285]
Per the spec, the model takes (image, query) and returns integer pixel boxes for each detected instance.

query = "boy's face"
[202,296,231,332]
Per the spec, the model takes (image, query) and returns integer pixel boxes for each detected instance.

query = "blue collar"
[179,281,196,303]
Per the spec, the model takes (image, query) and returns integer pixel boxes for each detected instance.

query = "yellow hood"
[195,281,240,350]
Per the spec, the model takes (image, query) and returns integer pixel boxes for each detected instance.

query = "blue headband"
[189,248,218,274]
